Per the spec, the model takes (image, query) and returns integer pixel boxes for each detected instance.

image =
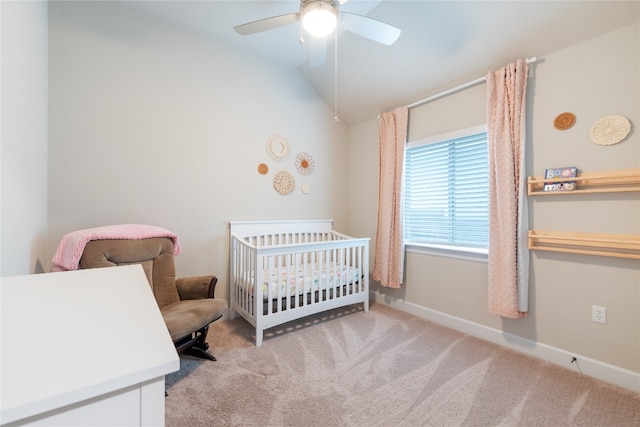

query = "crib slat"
[285,252,291,312]
[311,249,316,305]
[336,256,339,298]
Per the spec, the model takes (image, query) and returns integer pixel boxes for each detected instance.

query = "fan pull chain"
[298,15,304,44]
[334,29,339,122]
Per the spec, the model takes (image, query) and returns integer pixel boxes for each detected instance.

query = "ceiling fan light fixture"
[302,0,338,37]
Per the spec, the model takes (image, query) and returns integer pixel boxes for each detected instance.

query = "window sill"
[405,243,488,263]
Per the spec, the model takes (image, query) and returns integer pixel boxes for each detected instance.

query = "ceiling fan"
[234,0,401,66]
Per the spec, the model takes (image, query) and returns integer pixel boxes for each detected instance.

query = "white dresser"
[1,265,180,426]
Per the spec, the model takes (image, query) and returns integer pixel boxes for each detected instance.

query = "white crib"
[229,220,370,346]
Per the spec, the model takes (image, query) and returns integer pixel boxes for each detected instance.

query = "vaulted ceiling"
[121,1,639,125]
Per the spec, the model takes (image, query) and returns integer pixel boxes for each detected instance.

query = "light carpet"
[165,303,640,426]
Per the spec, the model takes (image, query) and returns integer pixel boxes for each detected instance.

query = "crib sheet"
[245,264,361,301]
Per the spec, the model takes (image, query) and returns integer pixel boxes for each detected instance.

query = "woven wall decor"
[266,135,290,162]
[295,152,316,175]
[553,112,576,130]
[589,115,631,146]
[273,170,295,196]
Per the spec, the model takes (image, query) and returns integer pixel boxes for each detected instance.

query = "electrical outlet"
[592,305,607,324]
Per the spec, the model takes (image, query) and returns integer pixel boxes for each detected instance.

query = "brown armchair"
[79,237,227,361]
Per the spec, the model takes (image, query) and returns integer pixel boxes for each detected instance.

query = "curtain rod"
[406,56,538,110]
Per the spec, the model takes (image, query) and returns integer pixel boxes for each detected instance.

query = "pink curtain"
[372,107,409,288]
[486,59,530,319]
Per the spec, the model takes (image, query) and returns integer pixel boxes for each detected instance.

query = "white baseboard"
[371,291,640,394]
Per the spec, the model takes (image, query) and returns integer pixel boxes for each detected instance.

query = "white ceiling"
[120,1,640,125]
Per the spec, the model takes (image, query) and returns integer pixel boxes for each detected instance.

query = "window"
[404,125,489,256]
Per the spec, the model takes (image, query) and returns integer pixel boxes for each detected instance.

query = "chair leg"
[184,346,217,361]
[183,325,217,361]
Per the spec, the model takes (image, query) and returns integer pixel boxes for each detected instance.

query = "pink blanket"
[51,224,182,272]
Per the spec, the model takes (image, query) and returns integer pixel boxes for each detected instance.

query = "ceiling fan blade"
[340,12,401,45]
[308,36,328,68]
[234,13,300,35]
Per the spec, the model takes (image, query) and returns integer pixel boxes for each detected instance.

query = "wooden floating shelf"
[528,230,640,260]
[527,169,640,195]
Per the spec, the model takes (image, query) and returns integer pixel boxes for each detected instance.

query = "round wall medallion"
[295,152,316,175]
[553,112,576,130]
[257,163,269,175]
[301,184,311,194]
[589,115,631,146]
[273,170,295,196]
[266,135,290,162]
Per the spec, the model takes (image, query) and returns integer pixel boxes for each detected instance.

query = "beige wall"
[348,22,640,374]
[0,1,49,277]
[46,1,350,302]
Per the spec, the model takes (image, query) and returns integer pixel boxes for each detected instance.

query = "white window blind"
[404,127,489,250]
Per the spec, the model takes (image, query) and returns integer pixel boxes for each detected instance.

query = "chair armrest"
[175,275,218,300]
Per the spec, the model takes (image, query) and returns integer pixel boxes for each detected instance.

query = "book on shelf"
[543,166,577,192]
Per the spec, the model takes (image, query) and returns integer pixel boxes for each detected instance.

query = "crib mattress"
[242,264,361,301]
